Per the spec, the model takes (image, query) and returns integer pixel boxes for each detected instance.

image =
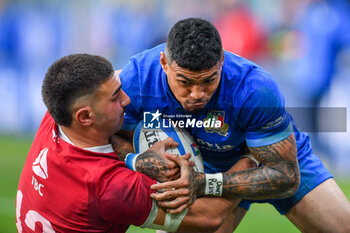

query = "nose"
[120,90,130,107]
[190,85,205,100]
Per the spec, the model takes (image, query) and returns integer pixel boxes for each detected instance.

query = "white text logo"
[143,110,222,129]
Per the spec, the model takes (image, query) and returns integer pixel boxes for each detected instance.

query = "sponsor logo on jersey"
[261,115,284,129]
[32,148,49,179]
[203,110,229,136]
[196,138,234,152]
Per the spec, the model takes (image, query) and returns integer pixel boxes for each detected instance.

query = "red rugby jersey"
[16,112,156,232]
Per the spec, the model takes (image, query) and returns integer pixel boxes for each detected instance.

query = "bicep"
[248,133,297,164]
[247,133,300,196]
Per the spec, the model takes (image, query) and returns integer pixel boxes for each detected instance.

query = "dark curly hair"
[165,18,223,71]
[42,54,114,126]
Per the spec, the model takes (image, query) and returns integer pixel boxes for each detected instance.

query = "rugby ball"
[133,120,204,172]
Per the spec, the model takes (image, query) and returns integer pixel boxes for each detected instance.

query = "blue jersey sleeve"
[236,70,293,147]
[120,58,142,131]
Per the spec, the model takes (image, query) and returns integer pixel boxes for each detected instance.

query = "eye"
[204,78,216,84]
[178,80,190,86]
[112,93,120,102]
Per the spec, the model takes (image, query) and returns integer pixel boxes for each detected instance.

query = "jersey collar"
[58,126,114,153]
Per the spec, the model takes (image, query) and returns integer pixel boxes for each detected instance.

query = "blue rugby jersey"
[120,43,312,172]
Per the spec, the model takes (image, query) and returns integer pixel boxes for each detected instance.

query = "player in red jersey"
[16,54,254,232]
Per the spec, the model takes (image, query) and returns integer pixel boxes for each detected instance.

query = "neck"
[60,125,109,148]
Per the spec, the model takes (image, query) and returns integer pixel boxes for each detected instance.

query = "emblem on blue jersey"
[190,143,200,157]
[203,110,229,136]
[143,110,162,128]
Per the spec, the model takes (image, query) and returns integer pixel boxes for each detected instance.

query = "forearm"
[193,162,299,200]
[134,150,172,181]
[177,197,239,233]
[128,139,181,182]
[110,132,134,161]
[194,134,300,199]
[221,161,299,199]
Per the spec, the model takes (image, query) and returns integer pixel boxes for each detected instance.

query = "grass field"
[1,135,349,233]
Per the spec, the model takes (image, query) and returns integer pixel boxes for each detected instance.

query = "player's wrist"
[204,173,223,196]
[125,153,141,171]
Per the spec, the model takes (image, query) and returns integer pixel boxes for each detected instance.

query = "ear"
[220,53,225,66]
[74,107,94,127]
[160,52,169,74]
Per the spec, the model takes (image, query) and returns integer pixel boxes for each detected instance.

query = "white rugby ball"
[133,120,204,172]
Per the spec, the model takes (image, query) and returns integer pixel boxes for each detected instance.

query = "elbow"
[291,168,301,194]
[177,215,223,233]
[278,166,300,198]
[283,173,300,198]
[199,215,224,232]
[176,210,226,233]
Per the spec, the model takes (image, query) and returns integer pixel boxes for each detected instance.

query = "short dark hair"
[165,18,223,71]
[42,54,114,126]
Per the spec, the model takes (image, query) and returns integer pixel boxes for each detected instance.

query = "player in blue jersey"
[117,18,350,232]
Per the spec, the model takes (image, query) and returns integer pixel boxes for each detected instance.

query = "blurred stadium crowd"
[1,0,350,175]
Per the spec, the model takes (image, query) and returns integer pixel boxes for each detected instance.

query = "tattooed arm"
[109,133,134,161]
[134,139,182,182]
[110,129,138,161]
[151,133,300,204]
[143,154,242,232]
[110,131,182,182]
[220,133,300,199]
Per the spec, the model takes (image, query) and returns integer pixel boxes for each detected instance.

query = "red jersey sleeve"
[96,164,157,226]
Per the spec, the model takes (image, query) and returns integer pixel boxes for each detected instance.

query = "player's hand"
[135,137,183,182]
[149,154,259,214]
[150,153,203,214]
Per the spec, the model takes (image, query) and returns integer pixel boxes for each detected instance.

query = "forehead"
[169,61,221,79]
[112,71,121,84]
[96,72,120,96]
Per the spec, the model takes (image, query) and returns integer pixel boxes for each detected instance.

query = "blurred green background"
[2,135,350,233]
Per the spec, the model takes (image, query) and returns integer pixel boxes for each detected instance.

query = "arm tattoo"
[222,134,300,199]
[193,172,206,197]
[135,150,169,181]
[110,134,134,161]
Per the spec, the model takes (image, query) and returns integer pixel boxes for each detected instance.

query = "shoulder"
[223,51,272,83]
[120,43,165,80]
[221,51,279,102]
[120,44,167,99]
[37,111,56,135]
[131,43,166,64]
